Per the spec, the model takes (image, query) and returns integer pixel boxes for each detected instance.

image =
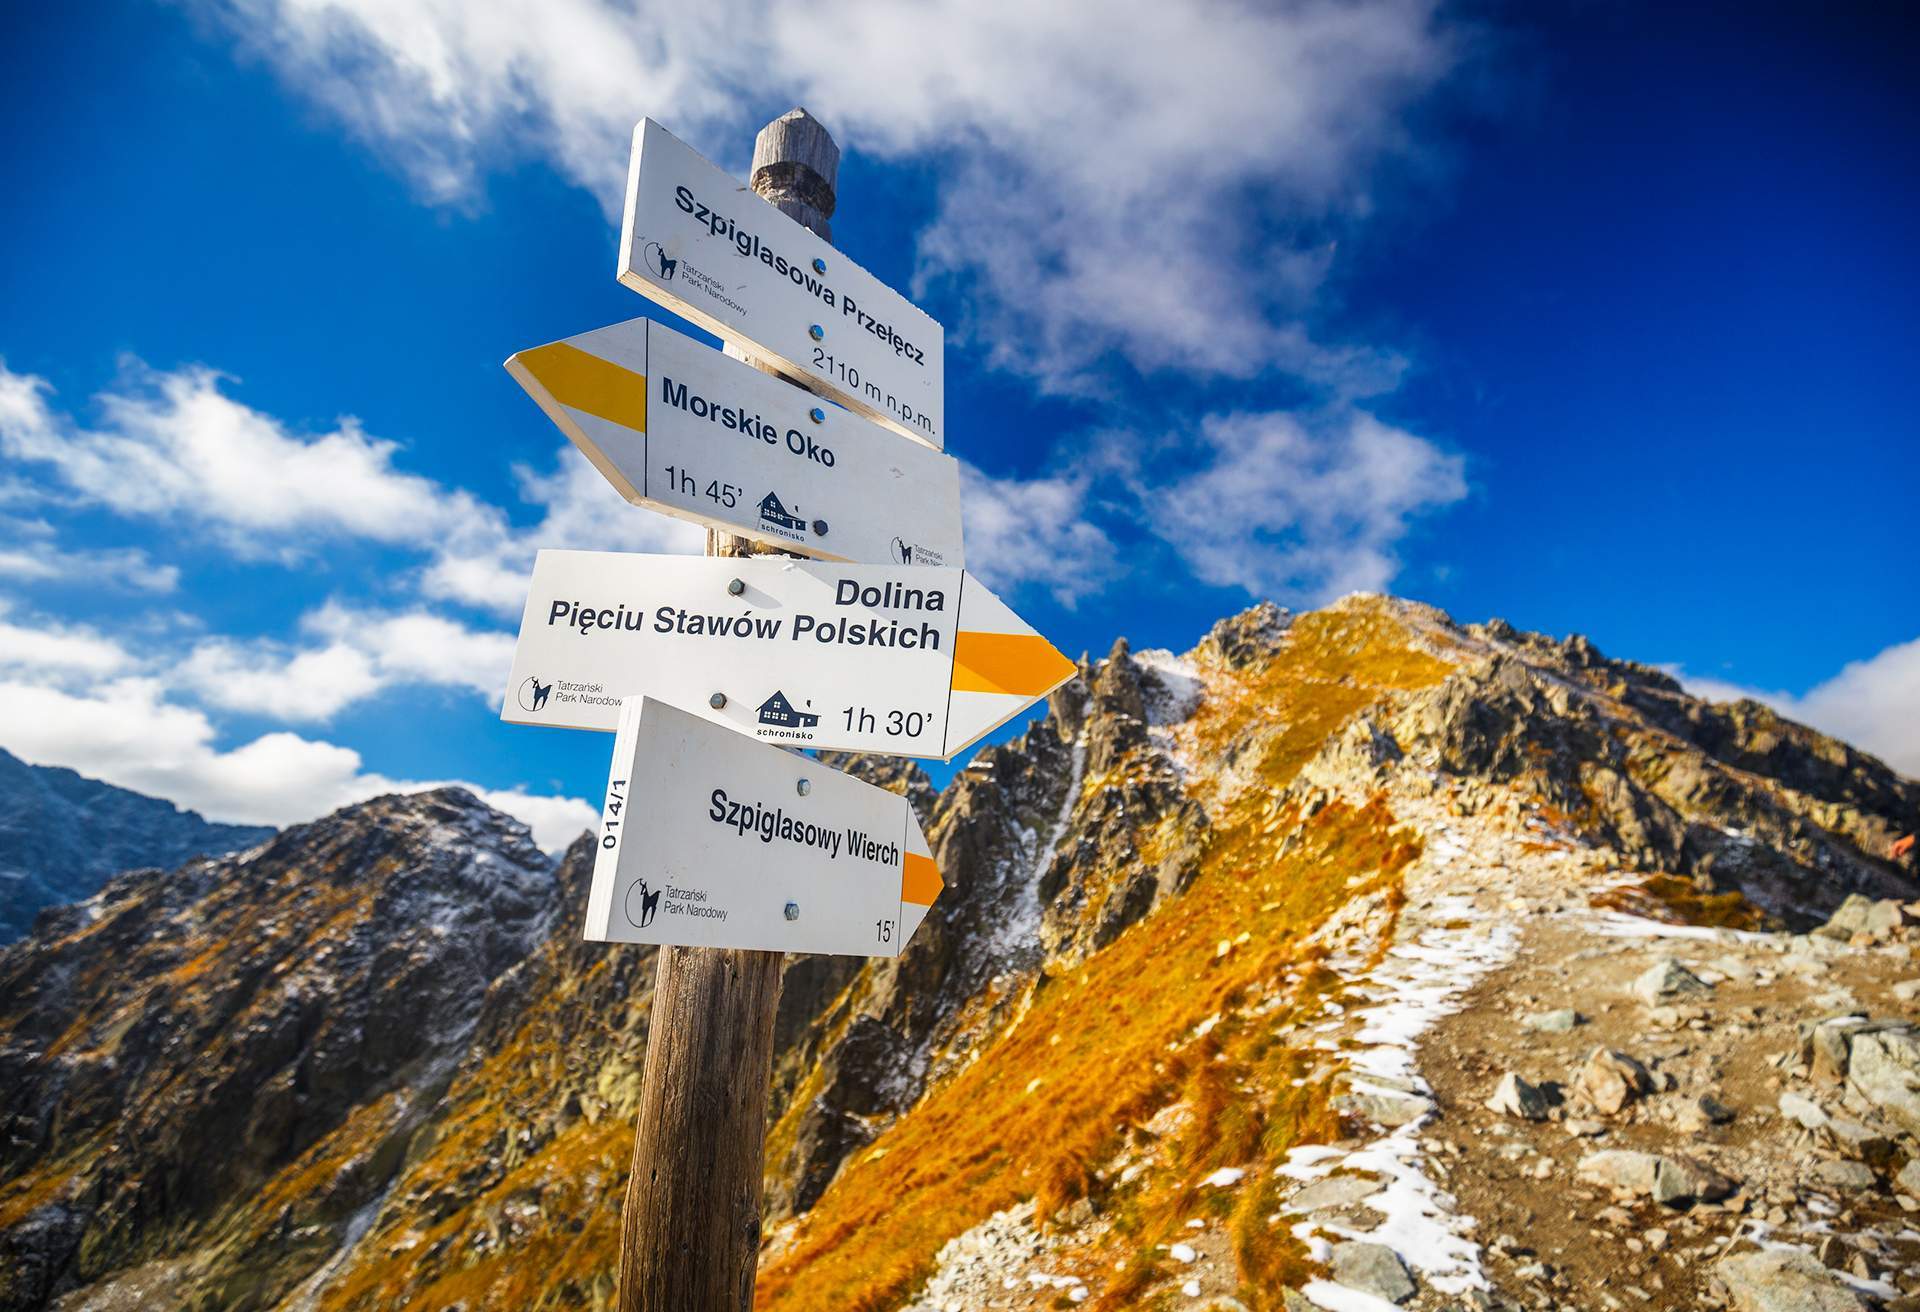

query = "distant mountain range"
[0,747,274,944]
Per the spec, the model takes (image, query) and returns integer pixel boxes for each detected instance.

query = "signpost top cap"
[752,108,839,236]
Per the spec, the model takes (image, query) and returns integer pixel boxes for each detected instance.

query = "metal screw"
[809,406,826,424]
[784,901,800,921]
[727,577,745,596]
[709,692,727,709]
[811,519,829,536]
[812,258,826,275]
[809,324,825,340]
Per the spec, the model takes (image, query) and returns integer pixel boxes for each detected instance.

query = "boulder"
[1801,1015,1873,1083]
[1817,894,1909,943]
[1809,1159,1875,1190]
[1334,1091,1436,1127]
[1487,1072,1554,1121]
[1676,1094,1736,1133]
[1572,1048,1656,1115]
[1576,1150,1735,1206]
[1523,1008,1584,1033]
[1721,1248,1873,1312]
[1827,1117,1892,1165]
[1780,1091,1831,1131]
[1898,1158,1920,1198]
[1288,1174,1381,1214]
[1847,1027,1920,1137]
[1633,959,1712,1004]
[1328,1241,1416,1305]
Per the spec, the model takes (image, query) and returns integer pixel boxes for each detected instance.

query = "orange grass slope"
[755,602,1456,1312]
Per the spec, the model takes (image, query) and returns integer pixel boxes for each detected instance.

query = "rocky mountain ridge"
[0,594,1914,1312]
[0,747,274,945]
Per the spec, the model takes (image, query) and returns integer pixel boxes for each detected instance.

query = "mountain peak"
[0,747,276,944]
[0,786,558,1311]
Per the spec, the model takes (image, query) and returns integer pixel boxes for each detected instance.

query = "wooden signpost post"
[497,108,1070,1312]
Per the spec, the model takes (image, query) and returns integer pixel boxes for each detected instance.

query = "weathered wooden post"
[614,108,839,1312]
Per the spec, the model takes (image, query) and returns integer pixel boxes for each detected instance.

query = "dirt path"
[1419,909,1920,1311]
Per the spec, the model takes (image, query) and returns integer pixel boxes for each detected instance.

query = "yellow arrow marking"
[951,630,1077,697]
[514,341,649,433]
[902,852,943,907]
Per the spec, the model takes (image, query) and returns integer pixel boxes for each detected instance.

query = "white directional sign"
[506,318,963,567]
[617,118,946,450]
[501,550,1077,760]
[586,697,942,956]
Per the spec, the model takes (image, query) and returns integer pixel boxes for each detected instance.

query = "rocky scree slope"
[0,746,273,945]
[0,596,1914,1312]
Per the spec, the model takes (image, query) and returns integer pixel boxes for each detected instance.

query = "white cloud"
[0,673,592,850]
[0,359,493,558]
[469,787,600,853]
[0,364,55,436]
[307,602,516,694]
[178,603,517,721]
[1673,637,1920,779]
[0,517,179,592]
[0,360,695,617]
[421,447,702,614]
[196,0,1460,390]
[0,604,134,681]
[178,638,382,720]
[0,544,180,592]
[1123,407,1465,603]
[959,463,1116,607]
[0,603,589,846]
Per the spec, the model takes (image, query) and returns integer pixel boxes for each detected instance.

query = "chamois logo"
[625,878,661,930]
[889,536,941,565]
[643,240,677,281]
[517,676,554,713]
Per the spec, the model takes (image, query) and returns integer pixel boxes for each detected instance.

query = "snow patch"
[1133,648,1204,726]
[1301,1277,1405,1312]
[1584,910,1767,944]
[1280,897,1516,1297]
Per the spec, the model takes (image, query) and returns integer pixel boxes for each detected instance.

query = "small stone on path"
[1328,1241,1417,1305]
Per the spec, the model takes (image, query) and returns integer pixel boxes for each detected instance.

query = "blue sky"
[2,0,1915,847]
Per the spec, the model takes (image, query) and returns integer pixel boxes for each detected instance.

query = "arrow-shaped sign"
[502,550,1077,760]
[506,318,963,567]
[617,118,945,450]
[587,696,941,956]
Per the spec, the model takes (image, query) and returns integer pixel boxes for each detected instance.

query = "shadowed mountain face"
[0,748,274,945]
[1,597,1915,1312]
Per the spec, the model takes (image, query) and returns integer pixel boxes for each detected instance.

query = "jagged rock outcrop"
[1391,623,1918,924]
